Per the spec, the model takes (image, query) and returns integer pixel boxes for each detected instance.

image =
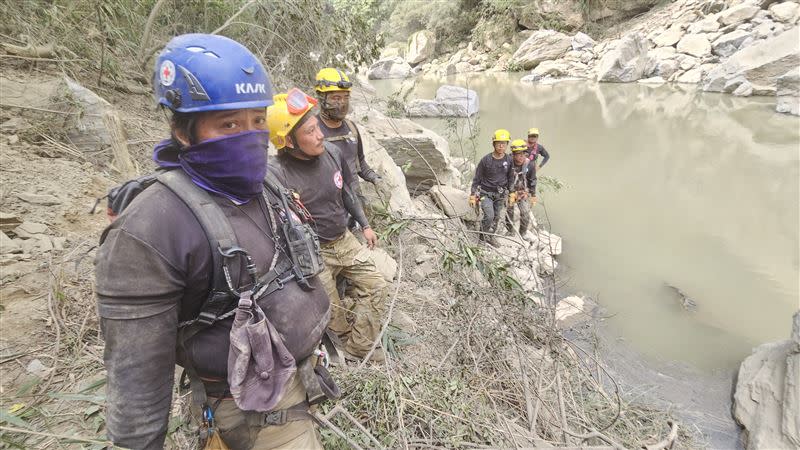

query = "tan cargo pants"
[319,230,388,356]
[197,375,321,450]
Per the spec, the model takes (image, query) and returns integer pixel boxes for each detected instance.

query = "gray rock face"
[360,112,458,192]
[733,311,800,450]
[510,30,572,70]
[596,33,651,82]
[703,27,800,93]
[406,30,436,65]
[367,57,412,80]
[776,67,800,116]
[712,30,751,57]
[406,85,479,117]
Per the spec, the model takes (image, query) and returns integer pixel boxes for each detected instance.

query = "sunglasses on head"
[315,79,353,89]
[286,88,318,115]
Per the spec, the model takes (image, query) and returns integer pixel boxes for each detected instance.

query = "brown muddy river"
[372,73,800,372]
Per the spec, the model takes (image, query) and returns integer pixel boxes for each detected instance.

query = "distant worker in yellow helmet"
[526,127,550,206]
[469,129,514,247]
[267,88,389,364]
[505,139,536,238]
[314,68,383,208]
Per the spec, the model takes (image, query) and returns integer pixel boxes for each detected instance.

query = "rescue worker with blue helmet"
[94,34,330,449]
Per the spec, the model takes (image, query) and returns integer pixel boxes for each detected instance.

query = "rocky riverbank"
[367,0,800,115]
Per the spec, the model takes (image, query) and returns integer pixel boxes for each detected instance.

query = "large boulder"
[703,27,800,93]
[428,185,478,222]
[359,111,459,193]
[733,311,800,450]
[358,128,417,214]
[367,57,412,80]
[776,67,800,115]
[510,30,572,70]
[769,2,800,24]
[406,85,479,117]
[718,4,760,26]
[380,42,406,59]
[677,33,711,58]
[406,30,436,65]
[596,33,651,82]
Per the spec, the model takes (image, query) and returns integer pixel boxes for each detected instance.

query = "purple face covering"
[154,130,269,204]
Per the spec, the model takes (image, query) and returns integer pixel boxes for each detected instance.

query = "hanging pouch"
[228,291,296,412]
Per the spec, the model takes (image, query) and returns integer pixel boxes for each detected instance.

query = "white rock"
[26,359,50,377]
[657,59,681,78]
[653,26,685,47]
[367,57,412,80]
[777,67,800,115]
[718,4,760,26]
[649,46,677,60]
[596,33,651,82]
[7,134,19,145]
[13,222,48,238]
[689,15,721,33]
[638,76,667,84]
[510,30,573,70]
[555,296,585,322]
[428,185,479,222]
[16,192,61,206]
[406,30,436,65]
[677,34,711,57]
[434,85,479,116]
[733,80,754,96]
[677,68,703,83]
[770,1,800,24]
[678,54,699,70]
[531,60,570,77]
[571,32,596,51]
[703,27,800,92]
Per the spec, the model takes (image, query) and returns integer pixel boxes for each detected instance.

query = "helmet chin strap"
[287,132,319,160]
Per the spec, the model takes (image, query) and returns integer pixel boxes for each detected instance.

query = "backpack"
[102,169,333,411]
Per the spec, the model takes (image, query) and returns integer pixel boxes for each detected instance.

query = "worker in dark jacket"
[267,89,388,363]
[526,127,550,206]
[505,139,536,237]
[313,67,382,204]
[469,129,514,246]
[94,35,329,450]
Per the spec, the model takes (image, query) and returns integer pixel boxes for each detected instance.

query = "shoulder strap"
[157,170,239,325]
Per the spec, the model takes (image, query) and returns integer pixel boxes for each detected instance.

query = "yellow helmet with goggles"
[510,139,528,153]
[266,88,318,149]
[314,67,352,93]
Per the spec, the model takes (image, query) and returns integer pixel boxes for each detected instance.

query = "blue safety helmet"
[153,34,273,113]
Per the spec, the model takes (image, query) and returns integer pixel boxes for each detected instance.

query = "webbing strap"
[158,170,239,296]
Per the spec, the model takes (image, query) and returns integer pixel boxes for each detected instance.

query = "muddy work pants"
[319,230,388,356]
[195,375,322,450]
[506,198,531,235]
[479,190,507,237]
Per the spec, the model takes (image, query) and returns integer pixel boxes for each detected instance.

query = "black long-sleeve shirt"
[318,116,378,186]
[272,144,369,243]
[528,143,550,168]
[95,173,330,449]
[471,152,514,195]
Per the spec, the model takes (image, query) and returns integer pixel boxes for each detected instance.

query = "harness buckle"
[263,409,287,426]
[197,311,217,326]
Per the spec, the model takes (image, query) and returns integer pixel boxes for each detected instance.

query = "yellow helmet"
[527,127,540,137]
[492,129,511,142]
[266,88,318,149]
[510,139,528,153]
[314,67,352,93]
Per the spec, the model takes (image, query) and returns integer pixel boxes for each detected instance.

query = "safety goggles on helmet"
[315,79,353,90]
[286,88,318,115]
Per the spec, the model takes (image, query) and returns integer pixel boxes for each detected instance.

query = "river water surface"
[372,73,800,372]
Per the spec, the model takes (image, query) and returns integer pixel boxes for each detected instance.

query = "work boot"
[344,347,386,364]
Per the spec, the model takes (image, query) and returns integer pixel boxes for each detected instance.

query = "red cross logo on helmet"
[160,60,176,87]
